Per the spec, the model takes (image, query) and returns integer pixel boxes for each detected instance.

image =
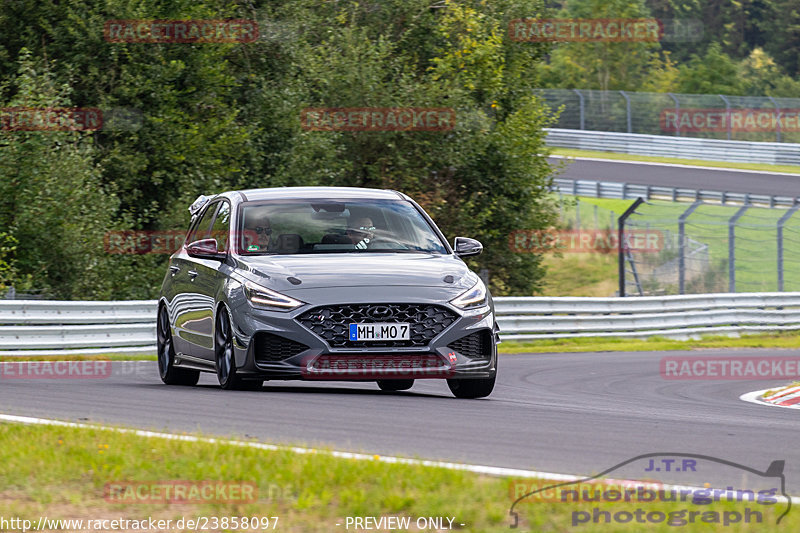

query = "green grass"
[551,147,800,174]
[499,330,800,354]
[540,253,618,296]
[571,196,636,217]
[5,317,800,363]
[5,331,798,362]
[0,422,795,532]
[0,332,797,365]
[2,330,800,360]
[539,195,628,296]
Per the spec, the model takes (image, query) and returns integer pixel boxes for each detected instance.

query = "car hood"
[235,253,476,293]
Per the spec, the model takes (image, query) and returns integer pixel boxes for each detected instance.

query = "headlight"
[243,280,304,311]
[450,277,488,309]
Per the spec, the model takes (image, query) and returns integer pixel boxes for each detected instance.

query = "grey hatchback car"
[157,187,498,398]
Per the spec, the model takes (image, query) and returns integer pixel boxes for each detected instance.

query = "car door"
[172,201,221,361]
[202,201,234,360]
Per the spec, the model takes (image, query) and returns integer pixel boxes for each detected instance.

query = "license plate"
[349,323,410,341]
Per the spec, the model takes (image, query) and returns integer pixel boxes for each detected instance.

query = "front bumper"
[228,293,497,381]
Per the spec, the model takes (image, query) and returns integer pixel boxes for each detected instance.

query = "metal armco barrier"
[545,128,800,166]
[2,294,800,354]
[0,300,157,356]
[494,293,800,340]
[552,177,800,208]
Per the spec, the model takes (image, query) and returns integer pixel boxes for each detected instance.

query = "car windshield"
[237,199,448,255]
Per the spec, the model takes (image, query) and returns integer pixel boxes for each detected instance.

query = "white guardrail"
[3,293,800,355]
[0,300,158,356]
[545,128,800,165]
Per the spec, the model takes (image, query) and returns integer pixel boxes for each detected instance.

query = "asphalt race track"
[549,156,800,198]
[1,350,799,493]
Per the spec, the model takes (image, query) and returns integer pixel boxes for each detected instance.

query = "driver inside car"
[346,217,375,249]
[243,212,272,251]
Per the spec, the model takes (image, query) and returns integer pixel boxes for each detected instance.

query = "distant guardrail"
[552,177,800,208]
[545,128,800,166]
[2,294,800,355]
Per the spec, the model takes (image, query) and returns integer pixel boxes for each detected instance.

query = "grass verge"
[0,422,795,532]
[550,147,800,174]
[3,331,799,361]
[540,253,618,297]
[0,353,156,362]
[498,331,800,354]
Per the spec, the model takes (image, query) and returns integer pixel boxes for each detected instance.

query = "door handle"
[169,265,180,275]
[188,270,199,280]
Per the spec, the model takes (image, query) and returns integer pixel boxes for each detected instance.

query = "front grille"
[296,304,458,348]
[448,329,493,359]
[254,332,309,362]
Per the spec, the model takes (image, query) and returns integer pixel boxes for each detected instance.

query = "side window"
[187,202,218,244]
[210,202,230,252]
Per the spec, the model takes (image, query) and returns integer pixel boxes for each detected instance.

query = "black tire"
[157,306,200,386]
[376,379,414,391]
[215,308,261,390]
[447,375,495,399]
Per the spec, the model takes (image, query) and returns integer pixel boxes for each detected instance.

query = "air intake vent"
[254,332,309,362]
[448,329,493,359]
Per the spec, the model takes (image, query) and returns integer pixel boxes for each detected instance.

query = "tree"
[761,0,800,76]
[249,0,558,295]
[0,49,118,298]
[538,0,663,91]
[674,43,743,94]
[738,47,800,97]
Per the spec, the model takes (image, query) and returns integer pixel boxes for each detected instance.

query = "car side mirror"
[454,237,483,257]
[186,238,226,260]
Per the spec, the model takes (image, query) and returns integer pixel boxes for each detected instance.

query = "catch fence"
[537,88,800,143]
